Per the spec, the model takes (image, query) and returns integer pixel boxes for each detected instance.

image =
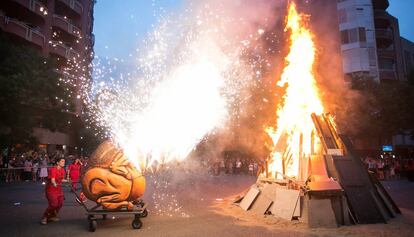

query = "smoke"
[185,0,289,163]
[89,0,362,171]
[87,0,291,170]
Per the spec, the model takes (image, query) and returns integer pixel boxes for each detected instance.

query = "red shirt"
[46,167,66,193]
[68,163,81,177]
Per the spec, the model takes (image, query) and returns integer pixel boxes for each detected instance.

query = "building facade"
[0,0,94,153]
[401,37,414,77]
[337,0,410,83]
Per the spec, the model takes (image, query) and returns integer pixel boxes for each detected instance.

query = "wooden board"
[250,193,273,215]
[293,196,301,217]
[271,188,300,220]
[308,199,337,228]
[240,186,260,211]
[261,183,278,200]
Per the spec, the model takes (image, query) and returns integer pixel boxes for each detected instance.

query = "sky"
[93,0,183,61]
[388,0,414,41]
[93,0,414,64]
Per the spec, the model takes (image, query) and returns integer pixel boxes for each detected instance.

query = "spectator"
[39,155,49,184]
[32,158,39,182]
[394,160,401,179]
[219,160,225,175]
[227,160,233,174]
[6,157,15,182]
[23,157,33,181]
[248,162,254,176]
[235,159,242,174]
[407,160,414,182]
[14,156,22,181]
[377,159,385,180]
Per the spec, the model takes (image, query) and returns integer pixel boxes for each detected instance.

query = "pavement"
[0,172,413,237]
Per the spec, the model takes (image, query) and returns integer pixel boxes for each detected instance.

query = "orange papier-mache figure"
[81,141,146,210]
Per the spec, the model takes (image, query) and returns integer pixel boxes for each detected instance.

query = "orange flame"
[266,2,324,180]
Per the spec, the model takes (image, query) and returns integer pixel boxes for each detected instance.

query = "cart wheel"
[141,209,148,218]
[131,218,142,229]
[102,214,107,220]
[88,220,97,232]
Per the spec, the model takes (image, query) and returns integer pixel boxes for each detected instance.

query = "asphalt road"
[0,172,413,237]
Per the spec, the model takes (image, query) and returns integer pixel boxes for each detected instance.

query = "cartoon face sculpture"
[81,141,145,210]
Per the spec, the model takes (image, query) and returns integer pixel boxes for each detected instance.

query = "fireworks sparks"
[79,1,280,171]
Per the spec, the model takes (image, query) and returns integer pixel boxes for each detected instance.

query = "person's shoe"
[40,218,48,225]
[48,217,59,222]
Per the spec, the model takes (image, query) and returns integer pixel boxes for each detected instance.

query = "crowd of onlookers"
[2,150,414,182]
[0,151,88,183]
[363,156,414,181]
[208,158,265,176]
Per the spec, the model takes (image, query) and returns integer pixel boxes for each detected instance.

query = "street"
[1,172,414,237]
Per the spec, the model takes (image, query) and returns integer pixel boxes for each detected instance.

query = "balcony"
[379,69,397,81]
[52,15,81,38]
[11,0,47,18]
[376,29,393,48]
[57,0,83,16]
[49,41,79,61]
[377,49,394,59]
[373,0,389,10]
[374,10,391,29]
[0,16,45,48]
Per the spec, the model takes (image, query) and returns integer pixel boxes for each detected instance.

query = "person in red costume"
[40,158,67,225]
[67,158,83,191]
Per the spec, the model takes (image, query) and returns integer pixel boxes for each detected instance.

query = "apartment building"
[0,0,94,153]
[337,0,410,82]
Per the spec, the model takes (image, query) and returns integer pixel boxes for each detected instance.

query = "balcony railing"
[374,10,391,29]
[375,29,393,40]
[1,16,45,48]
[379,69,397,81]
[57,0,83,15]
[53,14,81,37]
[50,41,79,60]
[12,0,48,18]
[377,49,394,59]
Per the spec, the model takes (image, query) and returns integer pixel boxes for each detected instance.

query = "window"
[404,50,412,73]
[368,48,377,66]
[340,27,367,45]
[349,28,358,43]
[358,27,366,42]
[341,30,349,44]
[379,58,394,70]
[338,9,347,24]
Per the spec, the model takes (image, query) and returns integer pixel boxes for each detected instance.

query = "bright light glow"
[266,2,324,179]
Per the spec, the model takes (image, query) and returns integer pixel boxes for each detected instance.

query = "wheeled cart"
[72,188,148,232]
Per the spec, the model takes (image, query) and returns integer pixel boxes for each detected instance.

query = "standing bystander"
[39,155,49,184]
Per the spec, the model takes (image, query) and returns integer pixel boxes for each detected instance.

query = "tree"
[339,76,414,147]
[0,33,74,149]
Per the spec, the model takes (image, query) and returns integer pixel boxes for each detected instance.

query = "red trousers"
[43,190,64,219]
[70,174,79,190]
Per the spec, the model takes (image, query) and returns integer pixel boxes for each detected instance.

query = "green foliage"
[346,76,414,141]
[0,34,74,147]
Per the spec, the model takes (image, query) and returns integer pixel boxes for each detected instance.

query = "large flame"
[266,2,324,180]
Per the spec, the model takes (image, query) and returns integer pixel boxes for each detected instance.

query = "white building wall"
[337,0,379,81]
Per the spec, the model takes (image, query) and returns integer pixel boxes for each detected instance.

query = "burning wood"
[237,2,400,228]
